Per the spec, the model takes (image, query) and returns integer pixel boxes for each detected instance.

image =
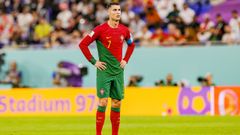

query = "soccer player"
[79,2,135,135]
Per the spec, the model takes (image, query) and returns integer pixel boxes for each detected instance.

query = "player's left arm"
[121,29,135,68]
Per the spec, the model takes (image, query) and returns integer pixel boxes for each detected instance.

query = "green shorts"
[97,70,124,100]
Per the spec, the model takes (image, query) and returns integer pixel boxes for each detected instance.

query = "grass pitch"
[0,116,239,135]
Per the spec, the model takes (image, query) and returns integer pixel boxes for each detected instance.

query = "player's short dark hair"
[107,2,120,9]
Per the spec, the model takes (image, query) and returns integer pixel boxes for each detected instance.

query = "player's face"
[108,5,121,21]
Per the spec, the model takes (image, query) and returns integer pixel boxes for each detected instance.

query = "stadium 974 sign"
[0,87,239,116]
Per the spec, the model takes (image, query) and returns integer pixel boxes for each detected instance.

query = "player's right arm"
[79,26,106,70]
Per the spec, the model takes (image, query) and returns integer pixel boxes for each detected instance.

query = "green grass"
[0,116,239,135]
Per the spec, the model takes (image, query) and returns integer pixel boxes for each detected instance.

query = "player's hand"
[95,61,107,70]
[120,60,127,69]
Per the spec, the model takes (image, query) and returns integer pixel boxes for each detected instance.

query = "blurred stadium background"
[0,0,240,134]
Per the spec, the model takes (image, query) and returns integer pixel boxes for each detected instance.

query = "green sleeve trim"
[89,57,97,65]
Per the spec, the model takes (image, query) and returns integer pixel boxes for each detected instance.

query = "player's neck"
[108,20,119,28]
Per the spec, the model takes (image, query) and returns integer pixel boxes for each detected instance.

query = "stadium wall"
[0,86,239,116]
[1,46,240,88]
